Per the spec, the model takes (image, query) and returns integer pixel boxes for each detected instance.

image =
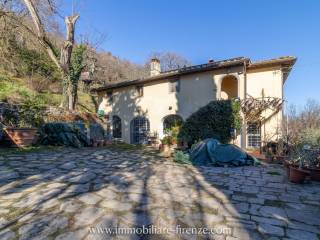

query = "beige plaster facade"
[94,56,296,149]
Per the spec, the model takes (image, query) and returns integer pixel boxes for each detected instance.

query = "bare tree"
[23,0,81,110]
[284,99,320,145]
[147,52,192,72]
[0,0,80,110]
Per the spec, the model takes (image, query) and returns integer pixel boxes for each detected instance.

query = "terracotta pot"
[159,144,172,157]
[4,128,38,147]
[97,140,104,147]
[159,144,169,152]
[289,166,309,184]
[308,168,320,181]
[92,141,98,147]
[265,156,273,163]
[283,160,291,177]
[104,140,111,146]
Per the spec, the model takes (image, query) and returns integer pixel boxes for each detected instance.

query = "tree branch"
[22,0,62,71]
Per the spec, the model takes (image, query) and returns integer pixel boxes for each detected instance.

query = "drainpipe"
[241,60,248,149]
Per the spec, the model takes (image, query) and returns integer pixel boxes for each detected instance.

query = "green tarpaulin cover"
[190,138,259,166]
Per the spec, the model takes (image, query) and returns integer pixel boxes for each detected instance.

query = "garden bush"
[38,122,90,148]
[178,100,242,144]
[298,128,320,147]
[1,96,45,128]
[174,151,192,164]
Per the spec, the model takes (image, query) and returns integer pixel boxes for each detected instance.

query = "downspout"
[241,60,248,149]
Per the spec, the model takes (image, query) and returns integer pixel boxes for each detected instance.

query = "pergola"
[240,96,284,123]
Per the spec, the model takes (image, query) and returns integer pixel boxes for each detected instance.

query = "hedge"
[178,100,242,144]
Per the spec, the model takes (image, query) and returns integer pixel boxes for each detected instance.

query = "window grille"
[131,117,150,144]
[112,115,122,138]
[247,122,261,148]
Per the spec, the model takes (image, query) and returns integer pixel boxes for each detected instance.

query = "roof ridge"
[160,56,248,74]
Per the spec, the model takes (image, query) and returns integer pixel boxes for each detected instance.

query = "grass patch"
[105,143,144,152]
[0,145,65,157]
[0,73,95,112]
[267,171,281,176]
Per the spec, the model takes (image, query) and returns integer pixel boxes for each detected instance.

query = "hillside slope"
[0,73,96,112]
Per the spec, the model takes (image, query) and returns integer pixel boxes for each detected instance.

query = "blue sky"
[61,0,320,107]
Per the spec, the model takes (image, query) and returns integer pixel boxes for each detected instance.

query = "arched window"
[112,115,122,139]
[131,116,150,144]
[163,114,183,133]
[221,75,238,100]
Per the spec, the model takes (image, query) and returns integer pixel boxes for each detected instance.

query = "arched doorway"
[163,114,183,133]
[221,75,238,100]
[112,115,122,139]
[131,116,150,144]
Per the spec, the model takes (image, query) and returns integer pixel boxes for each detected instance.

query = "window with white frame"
[247,122,261,148]
[112,115,122,138]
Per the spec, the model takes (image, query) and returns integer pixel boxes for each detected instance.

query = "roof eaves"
[248,56,297,69]
[92,57,249,92]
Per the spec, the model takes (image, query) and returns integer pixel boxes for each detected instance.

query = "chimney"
[150,58,161,76]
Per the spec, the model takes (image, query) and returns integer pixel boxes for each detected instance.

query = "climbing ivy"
[178,100,242,144]
[69,44,87,109]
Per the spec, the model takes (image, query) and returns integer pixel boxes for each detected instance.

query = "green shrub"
[1,95,45,128]
[18,96,45,127]
[161,135,174,145]
[298,128,320,147]
[178,100,242,144]
[174,151,192,164]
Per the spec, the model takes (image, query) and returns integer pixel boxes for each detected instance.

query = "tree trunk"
[60,15,79,111]
[22,0,79,110]
[90,95,100,112]
[70,81,78,111]
[60,74,70,109]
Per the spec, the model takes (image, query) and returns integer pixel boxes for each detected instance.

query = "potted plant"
[160,135,174,157]
[283,159,293,177]
[160,135,173,155]
[303,148,320,181]
[275,139,287,163]
[1,98,43,147]
[288,146,310,183]
[265,148,274,163]
[294,128,320,181]
[309,165,320,181]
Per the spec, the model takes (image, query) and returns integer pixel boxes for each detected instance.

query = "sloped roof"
[92,56,296,92]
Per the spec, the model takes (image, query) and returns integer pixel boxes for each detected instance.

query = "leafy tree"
[147,52,192,72]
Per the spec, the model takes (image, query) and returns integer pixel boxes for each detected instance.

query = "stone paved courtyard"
[0,148,320,240]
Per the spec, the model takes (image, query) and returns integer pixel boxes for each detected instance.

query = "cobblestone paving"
[0,148,319,240]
